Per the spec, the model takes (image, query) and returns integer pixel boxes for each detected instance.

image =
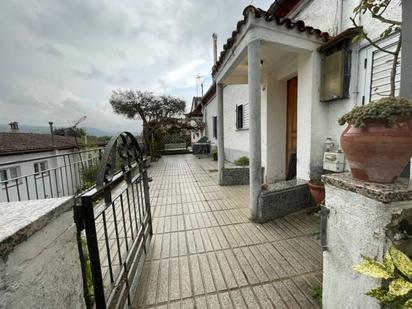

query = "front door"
[286,77,297,179]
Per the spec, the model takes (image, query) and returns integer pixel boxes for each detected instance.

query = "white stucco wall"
[0,198,84,308]
[203,85,250,162]
[295,0,401,38]
[204,94,217,147]
[0,149,100,202]
[323,183,411,309]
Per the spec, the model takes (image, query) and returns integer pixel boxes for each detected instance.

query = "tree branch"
[350,17,396,56]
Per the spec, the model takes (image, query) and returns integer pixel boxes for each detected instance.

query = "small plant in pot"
[211,148,218,161]
[339,0,412,183]
[308,172,325,205]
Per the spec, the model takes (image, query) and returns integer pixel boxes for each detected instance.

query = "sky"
[0,0,270,134]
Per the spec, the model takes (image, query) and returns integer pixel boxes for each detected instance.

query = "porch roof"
[212,5,330,79]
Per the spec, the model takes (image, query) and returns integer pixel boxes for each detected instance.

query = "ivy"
[353,246,412,308]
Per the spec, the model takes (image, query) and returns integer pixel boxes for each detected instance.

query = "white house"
[0,123,101,202]
[200,0,402,221]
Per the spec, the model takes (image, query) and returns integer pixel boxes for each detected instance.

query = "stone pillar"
[248,40,262,220]
[217,83,225,185]
[322,173,412,309]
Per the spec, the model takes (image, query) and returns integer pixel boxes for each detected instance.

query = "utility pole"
[401,0,411,178]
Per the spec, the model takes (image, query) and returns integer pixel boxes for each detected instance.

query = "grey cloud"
[0,0,270,132]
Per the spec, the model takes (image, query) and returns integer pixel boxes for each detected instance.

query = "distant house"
[0,122,100,202]
[200,0,402,219]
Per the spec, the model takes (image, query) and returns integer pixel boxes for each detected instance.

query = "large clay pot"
[341,117,412,183]
[308,182,325,205]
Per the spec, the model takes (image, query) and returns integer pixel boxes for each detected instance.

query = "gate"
[74,132,152,308]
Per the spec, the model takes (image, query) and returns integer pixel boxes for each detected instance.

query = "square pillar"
[322,173,412,308]
[217,83,225,185]
[248,40,262,220]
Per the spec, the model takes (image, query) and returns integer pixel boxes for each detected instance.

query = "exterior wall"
[204,95,217,147]
[0,149,100,202]
[294,0,401,38]
[222,85,250,162]
[323,178,412,309]
[0,198,84,308]
[203,85,250,162]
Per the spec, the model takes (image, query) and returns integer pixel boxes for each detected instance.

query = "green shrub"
[81,164,100,190]
[338,97,412,128]
[234,156,249,166]
[353,246,412,307]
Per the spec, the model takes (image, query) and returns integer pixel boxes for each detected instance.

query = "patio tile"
[133,155,322,309]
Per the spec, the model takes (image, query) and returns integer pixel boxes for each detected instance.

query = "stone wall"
[220,167,264,186]
[257,179,311,223]
[0,198,85,309]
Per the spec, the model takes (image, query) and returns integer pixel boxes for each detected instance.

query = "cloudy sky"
[0,0,270,134]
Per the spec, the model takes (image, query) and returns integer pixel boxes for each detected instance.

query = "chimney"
[9,122,19,133]
[49,121,56,147]
[212,33,218,65]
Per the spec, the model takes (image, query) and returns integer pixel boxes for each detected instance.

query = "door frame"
[286,76,298,175]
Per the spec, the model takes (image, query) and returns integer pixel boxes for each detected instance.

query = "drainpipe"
[401,0,411,178]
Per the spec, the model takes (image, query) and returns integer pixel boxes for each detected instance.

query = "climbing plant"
[353,246,412,308]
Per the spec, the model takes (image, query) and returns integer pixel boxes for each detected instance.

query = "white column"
[217,83,225,185]
[248,40,262,220]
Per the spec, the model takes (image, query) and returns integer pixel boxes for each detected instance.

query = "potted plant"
[308,172,325,205]
[308,180,325,205]
[211,148,218,161]
[338,0,412,183]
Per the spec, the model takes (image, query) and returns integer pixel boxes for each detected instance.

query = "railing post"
[141,159,153,236]
[82,195,106,309]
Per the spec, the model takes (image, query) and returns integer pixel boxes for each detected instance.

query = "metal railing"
[74,132,152,308]
[0,148,103,203]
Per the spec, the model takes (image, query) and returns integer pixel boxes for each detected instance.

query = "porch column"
[248,40,262,220]
[217,83,225,185]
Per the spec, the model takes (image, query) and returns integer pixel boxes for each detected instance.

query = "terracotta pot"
[308,182,325,205]
[341,117,412,183]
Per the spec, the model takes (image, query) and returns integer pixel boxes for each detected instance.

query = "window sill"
[235,128,249,132]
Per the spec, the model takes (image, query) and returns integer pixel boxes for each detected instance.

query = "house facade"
[199,0,402,220]
[0,124,101,202]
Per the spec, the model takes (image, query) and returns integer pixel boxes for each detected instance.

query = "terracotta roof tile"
[0,133,78,156]
[212,5,330,76]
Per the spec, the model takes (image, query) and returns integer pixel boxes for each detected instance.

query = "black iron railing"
[74,132,152,309]
[0,148,103,202]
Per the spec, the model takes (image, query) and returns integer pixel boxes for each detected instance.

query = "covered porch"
[213,6,329,221]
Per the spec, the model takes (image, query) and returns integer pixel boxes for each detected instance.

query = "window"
[0,166,22,185]
[34,161,48,174]
[236,103,249,129]
[359,33,401,104]
[213,116,217,138]
[236,105,243,129]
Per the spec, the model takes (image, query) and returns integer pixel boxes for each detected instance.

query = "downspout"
[352,0,363,106]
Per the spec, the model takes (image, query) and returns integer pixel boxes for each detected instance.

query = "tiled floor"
[134,155,322,308]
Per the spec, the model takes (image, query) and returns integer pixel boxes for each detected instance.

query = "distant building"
[0,122,100,202]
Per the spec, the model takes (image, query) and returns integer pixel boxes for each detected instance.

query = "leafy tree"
[110,90,203,156]
[351,0,401,97]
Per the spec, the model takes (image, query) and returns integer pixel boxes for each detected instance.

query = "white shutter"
[370,41,401,101]
[358,33,401,104]
[243,103,249,129]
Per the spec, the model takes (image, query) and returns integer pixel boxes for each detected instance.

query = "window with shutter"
[359,33,401,104]
[236,105,243,129]
[370,42,401,101]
